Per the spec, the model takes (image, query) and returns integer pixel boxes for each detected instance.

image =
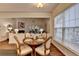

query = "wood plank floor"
[50,44,65,56]
[0,40,65,56]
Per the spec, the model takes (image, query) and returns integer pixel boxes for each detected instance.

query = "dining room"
[0,3,79,56]
[0,17,63,56]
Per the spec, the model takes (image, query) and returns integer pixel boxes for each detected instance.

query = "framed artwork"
[18,21,25,29]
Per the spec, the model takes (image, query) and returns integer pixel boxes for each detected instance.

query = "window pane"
[55,13,63,28]
[76,19,79,27]
[54,28,62,43]
[54,16,58,28]
[69,5,76,20]
[75,4,79,19]
[64,28,70,47]
[69,28,79,53]
[64,9,70,27]
[64,9,70,21]
[69,20,75,27]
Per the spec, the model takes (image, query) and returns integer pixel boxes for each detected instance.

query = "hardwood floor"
[0,40,64,56]
[0,40,17,56]
[50,44,65,56]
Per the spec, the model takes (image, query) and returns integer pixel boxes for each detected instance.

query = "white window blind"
[54,4,79,54]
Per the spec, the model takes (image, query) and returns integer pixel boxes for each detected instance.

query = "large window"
[54,4,79,54]
[54,13,63,43]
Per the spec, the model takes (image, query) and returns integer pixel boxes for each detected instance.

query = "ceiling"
[0,3,58,13]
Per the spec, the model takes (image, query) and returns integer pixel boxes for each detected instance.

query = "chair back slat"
[9,33,17,44]
[26,33,31,38]
[14,36,20,45]
[46,37,52,49]
[15,33,25,44]
[14,36,21,55]
[42,33,47,38]
[44,33,52,55]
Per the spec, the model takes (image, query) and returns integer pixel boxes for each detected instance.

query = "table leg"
[32,45,36,56]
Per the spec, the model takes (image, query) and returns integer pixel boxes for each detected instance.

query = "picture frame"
[18,21,25,29]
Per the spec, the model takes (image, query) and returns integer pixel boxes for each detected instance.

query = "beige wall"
[0,12,51,18]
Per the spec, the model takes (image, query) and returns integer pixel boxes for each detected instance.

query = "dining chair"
[14,36,33,56]
[25,33,34,41]
[26,33,31,38]
[15,33,25,44]
[9,33,25,44]
[42,33,47,38]
[35,34,52,56]
[9,33,16,44]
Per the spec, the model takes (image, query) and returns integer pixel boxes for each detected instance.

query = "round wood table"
[23,38,45,56]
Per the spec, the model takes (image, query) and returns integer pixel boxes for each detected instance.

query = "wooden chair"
[35,34,52,56]
[14,36,33,56]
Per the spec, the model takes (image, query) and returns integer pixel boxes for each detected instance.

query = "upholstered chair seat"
[35,34,52,56]
[14,36,33,56]
[35,44,50,55]
[18,44,32,56]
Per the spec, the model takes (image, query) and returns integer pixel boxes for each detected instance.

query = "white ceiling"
[0,3,58,13]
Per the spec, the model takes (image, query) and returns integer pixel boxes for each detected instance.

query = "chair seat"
[35,45,50,56]
[24,39,33,42]
[19,45,32,56]
[36,39,44,41]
